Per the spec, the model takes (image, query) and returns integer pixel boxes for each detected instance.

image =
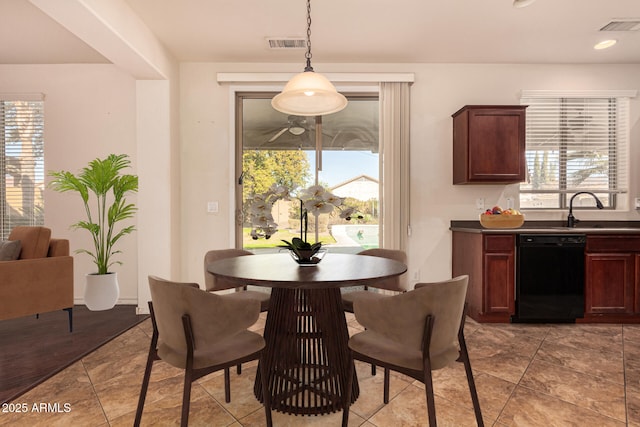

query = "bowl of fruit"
[479,206,525,229]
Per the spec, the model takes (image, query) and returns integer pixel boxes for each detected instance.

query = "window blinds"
[520,93,630,197]
[0,100,45,239]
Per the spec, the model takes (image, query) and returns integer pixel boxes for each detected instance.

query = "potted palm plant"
[49,154,138,310]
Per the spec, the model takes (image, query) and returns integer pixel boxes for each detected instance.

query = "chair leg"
[458,305,484,427]
[134,350,155,427]
[383,367,390,404]
[342,353,355,427]
[134,303,158,427]
[423,360,437,427]
[421,314,437,427]
[259,358,273,427]
[181,369,193,427]
[224,367,231,403]
[459,335,484,427]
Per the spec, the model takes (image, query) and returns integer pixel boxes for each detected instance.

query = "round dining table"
[207,252,407,416]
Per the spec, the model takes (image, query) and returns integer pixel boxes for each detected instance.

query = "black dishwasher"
[513,234,586,323]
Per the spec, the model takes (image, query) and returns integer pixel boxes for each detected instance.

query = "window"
[1,98,44,239]
[236,93,381,254]
[519,91,632,209]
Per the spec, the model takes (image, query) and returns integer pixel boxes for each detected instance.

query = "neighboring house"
[331,175,379,201]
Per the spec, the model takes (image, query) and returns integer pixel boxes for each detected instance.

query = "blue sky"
[306,150,379,187]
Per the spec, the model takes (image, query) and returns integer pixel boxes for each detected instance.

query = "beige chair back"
[148,275,261,369]
[354,275,468,366]
[357,248,409,292]
[204,249,253,291]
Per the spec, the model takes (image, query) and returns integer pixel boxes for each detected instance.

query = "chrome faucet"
[567,191,604,227]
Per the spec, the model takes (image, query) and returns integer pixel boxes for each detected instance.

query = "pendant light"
[271,0,347,117]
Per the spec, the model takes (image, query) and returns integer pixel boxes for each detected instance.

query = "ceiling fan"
[267,115,310,143]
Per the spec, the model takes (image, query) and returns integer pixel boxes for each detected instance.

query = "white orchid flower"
[300,185,326,200]
[303,199,335,215]
[323,192,343,207]
[339,206,356,219]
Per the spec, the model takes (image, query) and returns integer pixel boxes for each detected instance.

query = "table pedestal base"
[254,287,359,415]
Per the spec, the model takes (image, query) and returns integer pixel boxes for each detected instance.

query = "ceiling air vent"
[600,20,640,31]
[266,37,307,49]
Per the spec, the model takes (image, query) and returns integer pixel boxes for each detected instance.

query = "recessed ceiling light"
[513,0,536,8]
[594,39,618,50]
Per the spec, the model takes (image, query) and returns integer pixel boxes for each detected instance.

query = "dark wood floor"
[0,305,147,404]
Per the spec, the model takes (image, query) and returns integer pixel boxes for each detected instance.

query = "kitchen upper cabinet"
[452,105,527,184]
[584,235,640,318]
[452,231,515,322]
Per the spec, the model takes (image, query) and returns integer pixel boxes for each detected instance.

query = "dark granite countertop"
[450,220,640,234]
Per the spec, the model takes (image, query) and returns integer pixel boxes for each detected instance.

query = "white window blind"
[1,99,45,239]
[519,91,633,209]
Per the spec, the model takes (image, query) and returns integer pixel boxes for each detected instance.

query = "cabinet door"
[483,252,515,314]
[453,106,526,184]
[585,253,634,314]
[468,109,525,182]
[483,235,515,315]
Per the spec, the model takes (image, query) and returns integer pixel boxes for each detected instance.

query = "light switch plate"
[207,201,219,213]
[476,198,485,211]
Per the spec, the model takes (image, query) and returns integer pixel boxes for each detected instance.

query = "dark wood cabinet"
[453,232,515,322]
[452,105,527,184]
[584,235,640,319]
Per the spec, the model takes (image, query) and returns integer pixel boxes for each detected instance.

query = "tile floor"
[2,313,640,426]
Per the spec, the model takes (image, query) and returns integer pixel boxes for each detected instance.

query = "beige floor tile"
[198,364,266,420]
[431,363,515,422]
[0,362,107,427]
[348,360,412,420]
[498,386,625,427]
[520,358,626,422]
[535,339,624,383]
[368,382,482,427]
[13,310,640,426]
[624,324,640,344]
[546,323,623,352]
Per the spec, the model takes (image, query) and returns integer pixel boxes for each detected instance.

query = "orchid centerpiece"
[281,185,361,262]
[247,184,362,263]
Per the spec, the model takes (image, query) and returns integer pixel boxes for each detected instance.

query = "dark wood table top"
[207,252,407,289]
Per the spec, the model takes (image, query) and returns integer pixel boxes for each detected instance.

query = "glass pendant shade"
[272,70,348,116]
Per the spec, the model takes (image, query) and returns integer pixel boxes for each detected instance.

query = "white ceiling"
[2,0,640,66]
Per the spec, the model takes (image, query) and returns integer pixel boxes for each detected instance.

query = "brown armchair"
[0,227,74,332]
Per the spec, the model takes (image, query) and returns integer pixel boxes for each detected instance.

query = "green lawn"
[242,228,336,249]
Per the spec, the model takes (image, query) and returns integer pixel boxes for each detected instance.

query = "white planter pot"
[84,272,119,311]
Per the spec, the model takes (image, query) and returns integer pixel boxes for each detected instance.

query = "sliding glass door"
[236,93,380,254]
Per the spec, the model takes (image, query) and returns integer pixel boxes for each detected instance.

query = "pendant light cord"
[304,0,313,72]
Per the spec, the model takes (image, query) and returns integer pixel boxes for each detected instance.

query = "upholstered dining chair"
[204,249,270,378]
[204,249,270,312]
[341,275,483,427]
[341,248,409,313]
[134,276,272,427]
[341,248,408,375]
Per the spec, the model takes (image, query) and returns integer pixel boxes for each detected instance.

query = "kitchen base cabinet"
[453,232,515,322]
[581,235,640,323]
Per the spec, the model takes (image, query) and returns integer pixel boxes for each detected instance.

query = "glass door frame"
[234,91,380,251]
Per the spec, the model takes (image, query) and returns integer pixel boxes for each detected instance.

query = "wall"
[3,61,638,304]
[0,64,140,303]
[179,62,640,286]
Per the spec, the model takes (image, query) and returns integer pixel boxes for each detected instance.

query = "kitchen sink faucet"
[567,191,604,227]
